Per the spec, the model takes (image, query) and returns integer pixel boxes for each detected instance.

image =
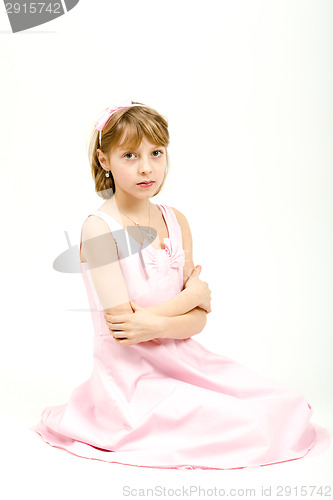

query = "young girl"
[31,100,330,470]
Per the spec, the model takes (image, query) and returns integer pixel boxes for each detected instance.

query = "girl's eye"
[123,150,164,159]
[152,150,164,157]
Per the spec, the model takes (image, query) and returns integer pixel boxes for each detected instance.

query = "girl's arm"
[170,206,197,289]
[145,207,210,317]
[80,215,201,318]
[158,307,207,340]
[146,207,209,340]
[80,215,134,316]
[107,305,208,346]
[145,278,201,317]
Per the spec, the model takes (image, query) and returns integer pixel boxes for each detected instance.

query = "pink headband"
[94,100,148,146]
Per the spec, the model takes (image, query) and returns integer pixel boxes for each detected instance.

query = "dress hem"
[30,420,330,471]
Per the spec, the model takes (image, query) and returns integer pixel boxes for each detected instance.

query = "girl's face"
[106,136,167,199]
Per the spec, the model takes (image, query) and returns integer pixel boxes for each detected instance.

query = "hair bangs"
[117,114,168,151]
[116,121,144,151]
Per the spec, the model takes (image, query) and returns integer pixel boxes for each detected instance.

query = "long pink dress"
[31,204,331,470]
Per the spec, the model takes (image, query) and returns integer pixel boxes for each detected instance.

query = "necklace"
[118,203,155,242]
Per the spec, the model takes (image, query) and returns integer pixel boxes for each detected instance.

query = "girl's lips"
[137,181,155,187]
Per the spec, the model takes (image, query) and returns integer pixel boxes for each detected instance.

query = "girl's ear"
[97,150,108,168]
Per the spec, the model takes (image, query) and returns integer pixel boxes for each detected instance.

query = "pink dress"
[31,204,330,470]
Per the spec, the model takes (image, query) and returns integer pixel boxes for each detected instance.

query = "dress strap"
[157,204,183,247]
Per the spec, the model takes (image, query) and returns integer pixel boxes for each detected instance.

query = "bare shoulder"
[81,215,118,261]
[169,207,192,236]
[169,206,193,247]
[169,207,194,287]
[82,214,111,237]
[81,213,116,243]
[169,206,190,228]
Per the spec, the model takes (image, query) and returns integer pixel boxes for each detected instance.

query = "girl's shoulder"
[160,204,192,233]
[158,203,182,217]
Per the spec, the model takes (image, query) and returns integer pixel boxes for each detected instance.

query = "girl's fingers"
[105,311,131,320]
[109,323,127,331]
[113,333,128,339]
[105,314,129,324]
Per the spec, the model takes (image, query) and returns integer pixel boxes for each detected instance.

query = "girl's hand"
[184,265,212,313]
[104,301,164,346]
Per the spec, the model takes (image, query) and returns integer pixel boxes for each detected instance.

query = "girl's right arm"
[81,215,134,316]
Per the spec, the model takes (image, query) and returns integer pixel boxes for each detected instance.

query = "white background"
[0,0,332,498]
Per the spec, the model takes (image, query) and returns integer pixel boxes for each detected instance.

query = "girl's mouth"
[137,181,155,188]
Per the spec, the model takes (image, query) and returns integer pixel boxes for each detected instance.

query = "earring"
[105,171,110,177]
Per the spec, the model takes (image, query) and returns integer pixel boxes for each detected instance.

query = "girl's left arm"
[158,306,207,340]
[145,207,209,317]
[147,206,209,339]
[106,303,207,345]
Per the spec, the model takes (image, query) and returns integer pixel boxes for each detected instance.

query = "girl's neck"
[110,194,152,219]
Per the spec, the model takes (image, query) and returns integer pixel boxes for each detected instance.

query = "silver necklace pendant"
[145,229,155,242]
[118,206,155,243]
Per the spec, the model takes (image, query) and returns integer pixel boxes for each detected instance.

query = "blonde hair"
[88,101,170,199]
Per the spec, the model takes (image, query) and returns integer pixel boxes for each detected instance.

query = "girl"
[31,100,330,470]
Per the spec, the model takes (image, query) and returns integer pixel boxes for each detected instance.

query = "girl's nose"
[139,157,153,174]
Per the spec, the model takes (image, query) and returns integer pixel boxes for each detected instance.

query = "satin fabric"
[31,204,330,470]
